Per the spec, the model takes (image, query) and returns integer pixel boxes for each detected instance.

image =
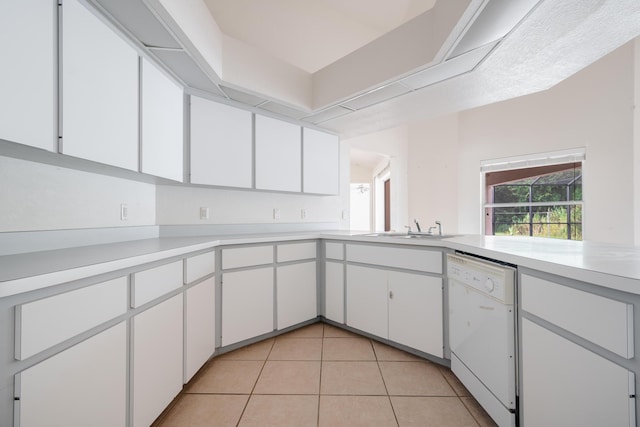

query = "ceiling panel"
[258,101,310,120]
[93,0,181,49]
[150,49,225,97]
[401,41,497,90]
[341,83,412,111]
[220,85,266,106]
[301,106,353,124]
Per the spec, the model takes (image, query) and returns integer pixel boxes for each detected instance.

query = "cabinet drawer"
[325,242,344,260]
[277,242,316,262]
[521,274,634,358]
[16,277,127,360]
[133,261,183,308]
[346,244,442,273]
[222,245,273,269]
[185,251,215,284]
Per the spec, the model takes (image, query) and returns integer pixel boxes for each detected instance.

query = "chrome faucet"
[427,221,443,236]
[413,219,421,233]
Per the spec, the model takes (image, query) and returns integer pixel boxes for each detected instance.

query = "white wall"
[351,163,373,182]
[155,184,344,225]
[403,40,637,245]
[0,157,156,232]
[457,41,635,244]
[156,140,351,229]
[344,126,409,232]
[407,114,459,234]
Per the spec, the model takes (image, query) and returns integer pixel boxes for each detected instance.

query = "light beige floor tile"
[238,395,318,427]
[157,394,248,427]
[391,396,479,427]
[322,337,376,360]
[319,395,398,427]
[379,361,456,396]
[323,324,361,338]
[253,361,321,394]
[439,366,471,397]
[278,322,324,338]
[461,397,498,427]
[372,341,423,361]
[216,338,274,361]
[321,361,387,395]
[186,360,264,394]
[268,337,322,360]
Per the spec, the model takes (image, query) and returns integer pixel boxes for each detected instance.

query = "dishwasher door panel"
[449,279,516,409]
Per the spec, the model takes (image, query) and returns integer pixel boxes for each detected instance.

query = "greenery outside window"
[482,151,584,240]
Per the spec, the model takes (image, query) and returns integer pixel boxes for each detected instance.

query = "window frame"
[480,148,585,240]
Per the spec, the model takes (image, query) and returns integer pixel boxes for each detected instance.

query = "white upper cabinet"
[303,128,340,195]
[255,115,301,192]
[190,96,253,188]
[141,58,183,181]
[61,0,139,170]
[0,0,56,151]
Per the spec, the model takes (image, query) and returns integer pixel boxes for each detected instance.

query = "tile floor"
[155,323,497,427]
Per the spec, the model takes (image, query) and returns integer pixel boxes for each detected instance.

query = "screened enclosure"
[484,163,583,240]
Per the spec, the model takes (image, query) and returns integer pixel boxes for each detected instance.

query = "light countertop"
[1,230,639,297]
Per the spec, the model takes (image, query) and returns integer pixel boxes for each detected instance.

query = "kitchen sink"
[360,232,453,239]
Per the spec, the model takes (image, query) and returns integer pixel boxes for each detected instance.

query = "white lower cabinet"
[521,318,635,427]
[132,294,183,427]
[185,278,216,383]
[324,261,344,323]
[346,265,388,338]
[346,265,443,356]
[221,267,274,346]
[19,322,127,427]
[277,262,317,330]
[388,271,443,356]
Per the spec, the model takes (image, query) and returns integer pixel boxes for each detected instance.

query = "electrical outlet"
[200,207,209,220]
[120,203,128,221]
[301,209,307,219]
[273,208,281,220]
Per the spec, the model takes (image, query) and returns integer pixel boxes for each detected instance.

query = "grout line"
[235,338,275,425]
[373,338,400,427]
[317,324,325,427]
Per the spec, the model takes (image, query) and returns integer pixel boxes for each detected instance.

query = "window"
[482,150,584,240]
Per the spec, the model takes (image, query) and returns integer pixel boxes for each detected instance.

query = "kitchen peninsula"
[1,231,639,426]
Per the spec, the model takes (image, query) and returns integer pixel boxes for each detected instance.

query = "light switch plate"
[273,208,281,220]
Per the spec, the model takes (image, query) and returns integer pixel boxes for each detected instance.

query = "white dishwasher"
[447,253,517,427]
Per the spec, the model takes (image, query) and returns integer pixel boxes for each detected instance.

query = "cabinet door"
[190,96,253,188]
[141,58,183,181]
[388,272,443,356]
[133,295,183,427]
[19,323,127,427]
[346,265,388,339]
[302,128,339,195]
[521,319,635,427]
[277,262,317,330]
[185,278,216,382]
[325,261,344,323]
[255,114,301,192]
[221,267,274,346]
[61,0,138,170]
[0,0,56,150]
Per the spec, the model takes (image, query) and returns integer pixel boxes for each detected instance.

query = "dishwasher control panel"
[447,253,515,304]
